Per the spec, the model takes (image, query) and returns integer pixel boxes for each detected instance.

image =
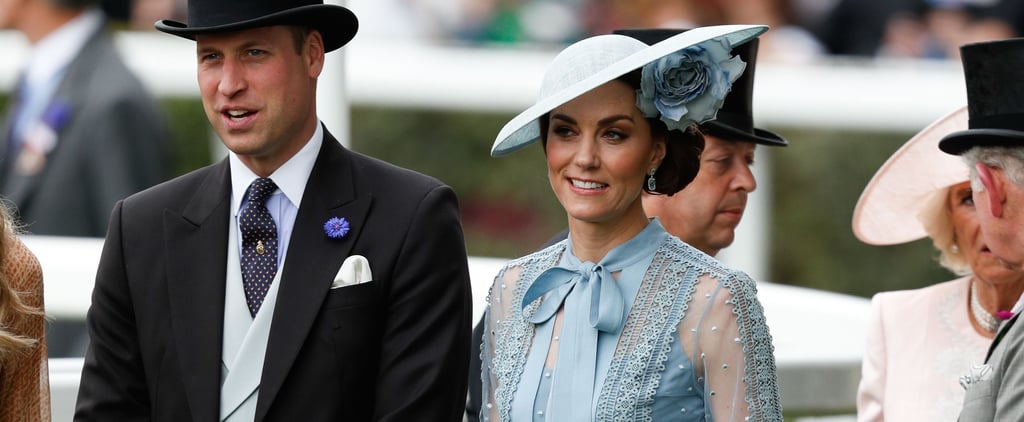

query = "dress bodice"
[480,220,781,421]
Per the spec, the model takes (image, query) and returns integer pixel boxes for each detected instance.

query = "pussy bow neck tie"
[520,256,625,422]
[516,220,667,422]
[522,260,625,333]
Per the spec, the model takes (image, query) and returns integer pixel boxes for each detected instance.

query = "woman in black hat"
[480,25,781,421]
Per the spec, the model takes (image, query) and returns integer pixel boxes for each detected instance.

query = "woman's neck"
[567,211,650,263]
[975,276,1024,315]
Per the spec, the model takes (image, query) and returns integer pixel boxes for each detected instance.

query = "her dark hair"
[539,69,704,196]
[618,69,704,196]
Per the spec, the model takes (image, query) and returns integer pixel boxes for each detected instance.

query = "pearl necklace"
[971,281,1002,333]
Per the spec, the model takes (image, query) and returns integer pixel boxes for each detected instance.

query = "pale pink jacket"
[857,277,991,421]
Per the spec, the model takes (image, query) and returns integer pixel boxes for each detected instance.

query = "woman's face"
[949,181,1022,284]
[544,80,665,228]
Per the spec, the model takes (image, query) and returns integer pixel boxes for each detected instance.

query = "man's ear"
[306,30,325,78]
[977,162,1005,218]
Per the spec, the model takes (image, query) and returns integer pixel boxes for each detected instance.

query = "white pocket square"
[960,364,994,390]
[332,255,373,289]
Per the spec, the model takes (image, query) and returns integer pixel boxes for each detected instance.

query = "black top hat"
[939,38,1024,155]
[155,0,358,53]
[613,28,787,147]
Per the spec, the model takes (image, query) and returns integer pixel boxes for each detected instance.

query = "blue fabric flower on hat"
[324,217,350,239]
[637,38,746,132]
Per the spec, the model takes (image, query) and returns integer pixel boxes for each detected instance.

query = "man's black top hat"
[613,28,787,147]
[940,37,1024,155]
[155,0,358,53]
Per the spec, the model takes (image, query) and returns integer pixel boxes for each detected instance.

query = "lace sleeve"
[480,263,523,422]
[678,270,781,421]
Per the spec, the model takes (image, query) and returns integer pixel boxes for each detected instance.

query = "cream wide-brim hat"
[490,24,768,157]
[852,106,969,245]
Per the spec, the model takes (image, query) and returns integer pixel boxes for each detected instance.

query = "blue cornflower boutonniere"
[17,99,72,175]
[324,217,350,239]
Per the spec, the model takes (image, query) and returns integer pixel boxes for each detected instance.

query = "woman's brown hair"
[0,204,40,365]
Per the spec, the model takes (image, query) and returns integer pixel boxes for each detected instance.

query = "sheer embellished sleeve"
[678,269,781,421]
[480,263,524,422]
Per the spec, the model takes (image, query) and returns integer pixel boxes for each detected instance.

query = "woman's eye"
[961,193,974,206]
[552,126,575,137]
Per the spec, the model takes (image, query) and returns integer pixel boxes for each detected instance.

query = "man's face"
[196,25,323,177]
[642,135,757,256]
[973,168,1024,269]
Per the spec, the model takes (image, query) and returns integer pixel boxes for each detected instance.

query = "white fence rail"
[0,31,967,132]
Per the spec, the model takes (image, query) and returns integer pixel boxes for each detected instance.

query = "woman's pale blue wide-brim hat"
[490,24,768,157]
[853,106,969,245]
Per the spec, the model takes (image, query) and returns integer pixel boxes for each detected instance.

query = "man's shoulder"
[346,149,448,192]
[122,162,224,209]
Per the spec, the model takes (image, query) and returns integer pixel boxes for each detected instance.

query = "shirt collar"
[229,123,323,215]
[23,8,104,89]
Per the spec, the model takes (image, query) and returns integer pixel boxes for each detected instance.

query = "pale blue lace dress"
[480,219,781,421]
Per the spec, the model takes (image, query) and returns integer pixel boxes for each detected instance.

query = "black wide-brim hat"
[613,28,787,147]
[939,37,1024,155]
[155,0,358,53]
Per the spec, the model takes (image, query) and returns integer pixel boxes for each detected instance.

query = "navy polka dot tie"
[240,177,278,317]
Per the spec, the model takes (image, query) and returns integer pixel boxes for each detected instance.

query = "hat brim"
[938,128,1024,155]
[154,4,358,52]
[490,24,768,157]
[702,120,788,146]
[852,106,969,245]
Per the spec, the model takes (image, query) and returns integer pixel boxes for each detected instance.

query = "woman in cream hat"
[480,25,781,421]
[853,106,1024,421]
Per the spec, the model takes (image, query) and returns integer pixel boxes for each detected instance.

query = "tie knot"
[247,178,277,206]
[578,262,599,276]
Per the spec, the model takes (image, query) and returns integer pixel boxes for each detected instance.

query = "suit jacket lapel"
[165,159,231,422]
[987,312,1021,363]
[255,131,371,420]
[3,24,106,205]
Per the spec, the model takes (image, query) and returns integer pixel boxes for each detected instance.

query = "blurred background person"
[128,0,184,31]
[0,202,49,422]
[0,0,170,238]
[591,0,825,62]
[821,0,1017,58]
[853,106,1024,421]
[877,0,1015,59]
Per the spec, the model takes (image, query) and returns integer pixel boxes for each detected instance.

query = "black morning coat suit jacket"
[73,128,473,421]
